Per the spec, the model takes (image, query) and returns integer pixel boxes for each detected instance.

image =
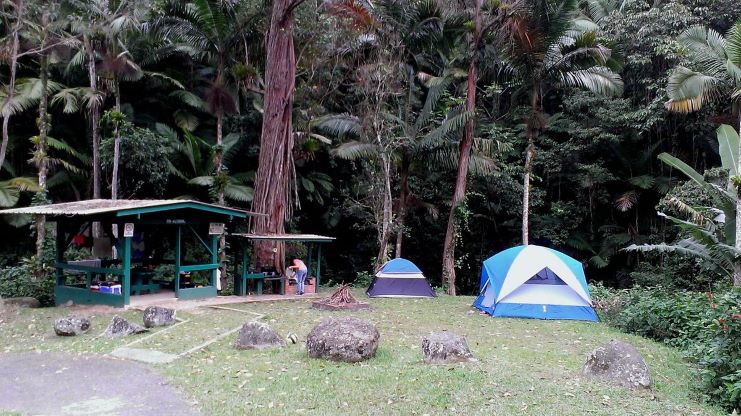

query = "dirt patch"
[0,352,199,416]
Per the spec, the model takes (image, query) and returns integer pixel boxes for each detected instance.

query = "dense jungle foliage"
[0,0,738,294]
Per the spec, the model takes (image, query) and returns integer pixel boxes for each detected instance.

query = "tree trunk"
[522,85,540,246]
[35,46,50,263]
[216,111,226,269]
[0,0,24,172]
[522,137,535,245]
[374,150,394,270]
[84,35,101,200]
[251,0,299,271]
[735,113,741,286]
[395,157,410,258]
[441,0,481,296]
[111,77,121,200]
[215,111,225,205]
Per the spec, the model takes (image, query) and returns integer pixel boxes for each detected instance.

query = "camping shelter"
[0,199,258,307]
[367,258,436,298]
[229,233,335,295]
[473,245,598,321]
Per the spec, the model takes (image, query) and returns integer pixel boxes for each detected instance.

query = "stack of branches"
[312,284,372,311]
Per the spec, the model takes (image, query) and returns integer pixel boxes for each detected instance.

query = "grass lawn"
[0,291,724,416]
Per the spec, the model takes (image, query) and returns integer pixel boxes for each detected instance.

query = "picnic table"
[233,272,286,295]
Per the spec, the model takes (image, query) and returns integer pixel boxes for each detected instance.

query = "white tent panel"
[496,246,591,304]
[374,272,427,279]
[498,284,590,306]
[479,281,496,307]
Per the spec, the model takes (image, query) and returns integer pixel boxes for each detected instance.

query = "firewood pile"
[311,284,372,311]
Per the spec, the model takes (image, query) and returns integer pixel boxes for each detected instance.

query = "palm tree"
[498,0,622,245]
[157,124,254,204]
[665,20,741,285]
[149,0,248,206]
[64,0,108,203]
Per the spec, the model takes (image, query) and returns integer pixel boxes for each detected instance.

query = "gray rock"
[234,322,286,350]
[306,317,379,363]
[142,306,176,328]
[103,315,148,338]
[53,315,91,336]
[4,297,40,308]
[583,340,651,389]
[422,332,474,364]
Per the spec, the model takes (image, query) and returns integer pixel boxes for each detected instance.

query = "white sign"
[123,223,135,237]
[209,223,225,235]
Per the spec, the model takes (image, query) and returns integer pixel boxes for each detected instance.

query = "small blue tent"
[473,245,598,321]
[367,258,436,298]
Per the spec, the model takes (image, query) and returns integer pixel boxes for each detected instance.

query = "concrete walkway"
[127,292,321,311]
[0,352,199,416]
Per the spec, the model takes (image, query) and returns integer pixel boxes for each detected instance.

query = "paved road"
[0,352,199,416]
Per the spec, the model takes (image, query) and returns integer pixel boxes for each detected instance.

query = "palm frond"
[559,66,623,97]
[665,66,722,113]
[312,114,361,139]
[224,183,253,202]
[332,141,380,160]
[188,175,214,186]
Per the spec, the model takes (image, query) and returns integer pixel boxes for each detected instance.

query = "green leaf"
[716,124,740,175]
[657,153,704,185]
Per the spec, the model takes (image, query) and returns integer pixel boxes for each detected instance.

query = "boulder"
[583,340,651,389]
[103,315,148,338]
[4,297,40,308]
[142,306,176,328]
[306,317,379,363]
[53,315,91,336]
[234,322,286,350]
[422,332,474,364]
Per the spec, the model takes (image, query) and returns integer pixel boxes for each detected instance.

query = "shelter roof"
[0,199,259,219]
[231,233,335,243]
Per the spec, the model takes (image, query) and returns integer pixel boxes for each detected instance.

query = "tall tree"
[251,0,307,269]
[0,0,25,172]
[499,0,622,245]
[441,0,484,295]
[65,0,106,203]
[666,20,741,285]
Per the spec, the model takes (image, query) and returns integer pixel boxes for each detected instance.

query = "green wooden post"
[242,244,248,279]
[307,243,313,278]
[316,244,322,291]
[239,244,248,296]
[55,221,64,286]
[211,234,218,287]
[121,231,132,306]
[175,225,181,297]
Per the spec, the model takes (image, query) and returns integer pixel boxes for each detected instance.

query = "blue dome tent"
[473,245,597,321]
[367,258,436,298]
